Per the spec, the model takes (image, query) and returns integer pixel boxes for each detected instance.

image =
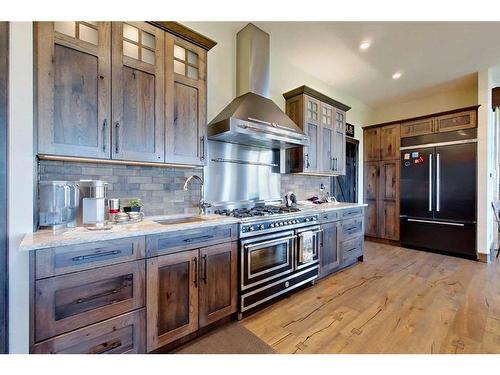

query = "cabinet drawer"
[146,224,238,257]
[319,211,339,223]
[435,110,477,133]
[35,260,145,341]
[341,207,363,219]
[340,217,363,241]
[36,236,146,279]
[33,309,145,354]
[340,237,364,263]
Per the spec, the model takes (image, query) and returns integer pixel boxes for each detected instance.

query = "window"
[54,22,98,45]
[173,44,199,79]
[122,23,156,65]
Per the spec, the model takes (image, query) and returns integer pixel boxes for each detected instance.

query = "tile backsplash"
[281,174,332,201]
[38,160,202,216]
[39,160,332,216]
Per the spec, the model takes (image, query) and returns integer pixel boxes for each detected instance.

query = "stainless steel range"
[205,23,319,318]
[213,206,321,318]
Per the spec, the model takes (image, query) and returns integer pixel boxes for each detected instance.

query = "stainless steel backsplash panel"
[205,140,281,206]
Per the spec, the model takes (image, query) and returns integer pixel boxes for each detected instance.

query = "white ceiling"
[216,22,500,108]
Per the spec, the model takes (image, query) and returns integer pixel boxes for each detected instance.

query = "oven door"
[295,225,321,270]
[241,230,296,290]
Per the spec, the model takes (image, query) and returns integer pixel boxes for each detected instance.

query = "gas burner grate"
[214,205,300,218]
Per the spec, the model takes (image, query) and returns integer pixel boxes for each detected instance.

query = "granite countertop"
[20,202,367,252]
[19,213,240,252]
[295,201,368,213]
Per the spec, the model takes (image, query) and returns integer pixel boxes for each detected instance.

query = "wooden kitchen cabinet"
[111,22,165,163]
[333,109,346,174]
[363,161,380,237]
[146,241,238,351]
[36,21,215,167]
[283,86,351,175]
[319,221,340,278]
[199,242,237,328]
[435,110,477,133]
[36,22,111,158]
[378,160,400,241]
[380,124,400,160]
[165,35,207,166]
[146,249,199,352]
[400,117,434,138]
[363,127,381,162]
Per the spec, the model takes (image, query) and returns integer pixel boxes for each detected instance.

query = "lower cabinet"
[146,241,237,352]
[319,208,365,280]
[319,221,340,278]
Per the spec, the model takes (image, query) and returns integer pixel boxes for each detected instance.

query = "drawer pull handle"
[72,250,122,262]
[90,340,122,354]
[346,247,357,253]
[184,235,214,243]
[75,288,120,305]
[346,227,358,232]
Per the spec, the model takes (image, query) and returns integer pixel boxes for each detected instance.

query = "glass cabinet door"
[304,97,321,172]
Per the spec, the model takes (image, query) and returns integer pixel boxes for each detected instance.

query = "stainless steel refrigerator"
[400,129,477,258]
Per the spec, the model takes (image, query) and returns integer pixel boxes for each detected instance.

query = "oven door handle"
[243,235,297,249]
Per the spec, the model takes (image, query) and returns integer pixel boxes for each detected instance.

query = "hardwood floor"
[241,240,500,354]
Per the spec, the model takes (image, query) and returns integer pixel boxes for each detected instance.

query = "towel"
[300,231,314,264]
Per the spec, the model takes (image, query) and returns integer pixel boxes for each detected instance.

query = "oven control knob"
[285,281,290,288]
[259,224,265,230]
[249,226,254,231]
[294,220,299,224]
[305,218,310,222]
[312,217,317,221]
[279,222,284,226]
[270,223,275,228]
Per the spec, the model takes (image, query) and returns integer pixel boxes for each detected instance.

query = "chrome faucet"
[183,175,211,215]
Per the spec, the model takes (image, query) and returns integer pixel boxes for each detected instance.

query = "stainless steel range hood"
[207,23,309,149]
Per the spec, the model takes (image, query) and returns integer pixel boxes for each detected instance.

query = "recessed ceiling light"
[359,41,371,50]
[392,72,402,80]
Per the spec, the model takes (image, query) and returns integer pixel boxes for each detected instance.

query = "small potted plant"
[123,198,143,213]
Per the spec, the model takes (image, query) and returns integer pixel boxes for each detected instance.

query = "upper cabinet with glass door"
[283,86,351,176]
[111,22,165,163]
[37,22,111,158]
[165,35,208,166]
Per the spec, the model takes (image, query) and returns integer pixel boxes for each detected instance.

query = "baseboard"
[364,236,400,246]
[477,251,496,263]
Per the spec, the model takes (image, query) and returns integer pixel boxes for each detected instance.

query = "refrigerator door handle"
[407,218,464,227]
[429,154,433,211]
[436,153,440,212]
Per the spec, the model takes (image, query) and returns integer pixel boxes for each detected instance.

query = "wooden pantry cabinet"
[363,124,401,241]
[283,86,350,175]
[36,21,215,167]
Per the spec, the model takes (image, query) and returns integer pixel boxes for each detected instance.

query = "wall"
[368,77,478,125]
[476,68,500,258]
[39,160,203,216]
[8,22,33,353]
[184,22,373,203]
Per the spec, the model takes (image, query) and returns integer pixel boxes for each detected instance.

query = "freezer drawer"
[400,217,476,258]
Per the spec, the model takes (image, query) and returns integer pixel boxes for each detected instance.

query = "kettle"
[284,191,297,207]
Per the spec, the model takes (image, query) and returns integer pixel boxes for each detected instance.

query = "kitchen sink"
[154,216,208,225]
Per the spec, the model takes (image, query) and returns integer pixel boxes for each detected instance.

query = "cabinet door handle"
[305,154,310,168]
[102,119,107,153]
[202,254,208,284]
[115,121,120,153]
[200,136,205,161]
[193,257,198,288]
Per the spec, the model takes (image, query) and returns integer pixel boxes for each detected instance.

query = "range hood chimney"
[207,23,309,149]
[236,23,270,98]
